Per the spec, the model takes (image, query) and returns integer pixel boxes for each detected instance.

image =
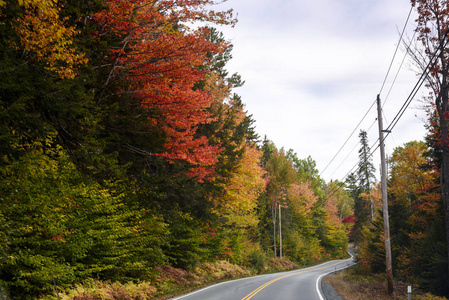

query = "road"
[170,257,355,300]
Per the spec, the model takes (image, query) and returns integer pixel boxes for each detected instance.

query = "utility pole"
[279,203,282,259]
[377,95,394,294]
[272,201,277,257]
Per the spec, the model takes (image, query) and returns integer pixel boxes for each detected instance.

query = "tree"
[358,130,376,194]
[390,140,447,294]
[260,136,276,167]
[407,0,449,286]
[357,139,447,294]
[91,0,236,181]
[212,145,266,230]
[3,0,88,78]
[349,130,376,243]
[0,137,167,298]
[264,149,296,256]
[357,130,376,220]
[325,181,354,220]
[389,141,433,203]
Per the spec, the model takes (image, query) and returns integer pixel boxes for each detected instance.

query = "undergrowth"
[326,267,448,300]
[41,258,297,300]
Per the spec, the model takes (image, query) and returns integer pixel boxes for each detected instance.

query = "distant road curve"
[170,257,355,300]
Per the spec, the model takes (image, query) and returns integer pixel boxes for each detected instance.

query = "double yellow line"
[241,259,350,300]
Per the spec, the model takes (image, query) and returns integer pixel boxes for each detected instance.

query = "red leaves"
[93,0,236,181]
[342,215,357,224]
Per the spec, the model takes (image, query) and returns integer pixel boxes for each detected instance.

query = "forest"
[0,0,448,299]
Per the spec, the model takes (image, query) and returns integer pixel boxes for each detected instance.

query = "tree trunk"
[439,91,449,288]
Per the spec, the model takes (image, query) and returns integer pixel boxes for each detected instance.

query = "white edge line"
[173,254,356,300]
[170,280,229,300]
[316,254,355,300]
[316,265,352,300]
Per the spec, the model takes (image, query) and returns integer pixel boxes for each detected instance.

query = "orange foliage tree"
[93,0,236,181]
[8,0,87,78]
[324,181,354,221]
[389,141,440,279]
[287,181,317,218]
[410,0,449,284]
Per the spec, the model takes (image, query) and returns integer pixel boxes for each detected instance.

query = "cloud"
[214,0,426,181]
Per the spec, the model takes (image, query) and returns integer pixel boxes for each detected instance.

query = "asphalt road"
[170,257,355,300]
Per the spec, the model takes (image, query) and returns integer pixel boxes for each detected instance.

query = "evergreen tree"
[351,130,376,243]
[357,130,376,194]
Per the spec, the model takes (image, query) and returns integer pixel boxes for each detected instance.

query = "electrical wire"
[328,118,377,179]
[320,6,413,181]
[382,30,417,109]
[326,26,449,200]
[319,99,376,177]
[379,6,413,96]
[385,28,449,135]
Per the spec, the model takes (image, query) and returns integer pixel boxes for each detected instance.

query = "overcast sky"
[212,0,427,183]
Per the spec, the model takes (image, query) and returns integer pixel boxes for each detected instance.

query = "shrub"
[248,249,267,273]
[53,280,157,300]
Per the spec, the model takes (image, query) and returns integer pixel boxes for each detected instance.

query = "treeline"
[350,129,448,296]
[348,0,449,297]
[0,1,350,299]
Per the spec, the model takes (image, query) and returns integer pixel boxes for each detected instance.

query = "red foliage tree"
[93,0,236,181]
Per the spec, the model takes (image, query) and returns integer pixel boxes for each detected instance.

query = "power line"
[379,6,413,96]
[320,6,413,181]
[319,99,376,177]
[325,140,377,200]
[326,25,449,199]
[328,118,377,179]
[385,27,449,135]
[382,30,417,109]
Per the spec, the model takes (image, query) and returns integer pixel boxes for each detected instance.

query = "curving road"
[170,257,355,300]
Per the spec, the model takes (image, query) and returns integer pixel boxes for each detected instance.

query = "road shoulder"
[321,274,343,300]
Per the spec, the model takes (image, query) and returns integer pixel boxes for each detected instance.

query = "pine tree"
[357,130,376,220]
[351,130,376,243]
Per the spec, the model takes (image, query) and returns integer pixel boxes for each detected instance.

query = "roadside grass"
[42,258,298,300]
[326,268,447,300]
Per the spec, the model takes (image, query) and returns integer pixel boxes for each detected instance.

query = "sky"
[208,0,428,183]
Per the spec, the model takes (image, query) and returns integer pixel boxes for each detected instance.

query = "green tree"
[351,130,376,243]
[357,130,376,195]
[0,139,167,298]
[407,1,449,291]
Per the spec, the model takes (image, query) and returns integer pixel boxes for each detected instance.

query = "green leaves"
[0,142,168,297]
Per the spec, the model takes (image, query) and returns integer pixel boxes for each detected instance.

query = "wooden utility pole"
[272,201,277,257]
[377,95,394,294]
[279,203,282,259]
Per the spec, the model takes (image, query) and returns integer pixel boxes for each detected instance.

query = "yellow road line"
[241,259,350,300]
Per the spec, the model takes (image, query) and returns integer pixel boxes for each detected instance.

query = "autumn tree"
[284,180,323,263]
[408,0,449,286]
[91,0,236,181]
[388,141,437,281]
[325,181,354,220]
[2,0,88,78]
[358,140,446,294]
[214,145,265,228]
[290,153,326,201]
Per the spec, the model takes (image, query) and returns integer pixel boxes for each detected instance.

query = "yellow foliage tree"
[389,141,434,205]
[214,145,266,229]
[11,0,87,78]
